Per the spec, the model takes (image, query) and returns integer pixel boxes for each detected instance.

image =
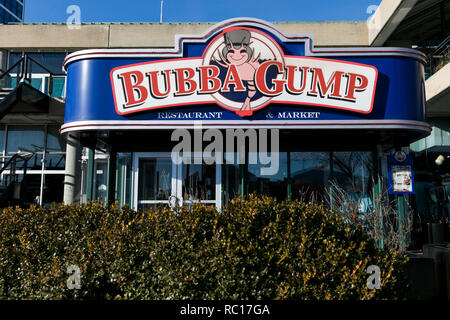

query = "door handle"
[168,195,180,207]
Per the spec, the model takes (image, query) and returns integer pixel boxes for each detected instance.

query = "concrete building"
[0,0,448,235]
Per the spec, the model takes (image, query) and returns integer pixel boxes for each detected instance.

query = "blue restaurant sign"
[61,18,429,135]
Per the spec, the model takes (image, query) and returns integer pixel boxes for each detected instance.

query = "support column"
[63,133,82,205]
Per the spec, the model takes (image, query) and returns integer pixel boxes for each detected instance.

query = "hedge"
[0,195,408,299]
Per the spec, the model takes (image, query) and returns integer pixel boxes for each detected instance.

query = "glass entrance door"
[133,152,178,211]
[181,156,221,209]
[133,153,222,211]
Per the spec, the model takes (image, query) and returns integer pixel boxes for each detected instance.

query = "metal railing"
[0,151,34,186]
[0,54,60,96]
[427,35,450,77]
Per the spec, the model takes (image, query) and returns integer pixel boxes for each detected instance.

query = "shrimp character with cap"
[213,29,261,116]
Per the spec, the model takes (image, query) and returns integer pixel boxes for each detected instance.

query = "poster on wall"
[387,151,415,194]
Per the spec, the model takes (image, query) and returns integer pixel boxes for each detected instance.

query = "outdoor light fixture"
[435,154,446,166]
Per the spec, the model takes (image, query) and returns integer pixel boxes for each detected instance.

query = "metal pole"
[160,0,164,23]
[39,125,48,206]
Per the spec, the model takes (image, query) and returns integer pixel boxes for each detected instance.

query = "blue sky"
[24,0,383,23]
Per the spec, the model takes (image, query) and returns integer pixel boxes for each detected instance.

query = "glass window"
[9,53,68,75]
[46,125,66,169]
[182,162,216,201]
[223,161,242,203]
[332,151,373,212]
[248,152,288,201]
[6,125,45,168]
[45,77,66,98]
[138,158,172,202]
[290,152,330,203]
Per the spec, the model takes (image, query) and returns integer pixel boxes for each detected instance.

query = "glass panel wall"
[6,125,45,167]
[182,163,216,201]
[0,125,66,206]
[137,157,172,212]
[46,125,66,169]
[7,52,68,98]
[290,152,330,203]
[8,52,68,75]
[79,148,374,212]
[223,162,242,204]
[248,152,288,201]
[220,151,373,207]
[332,152,373,212]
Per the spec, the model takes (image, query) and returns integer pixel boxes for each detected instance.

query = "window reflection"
[290,152,330,202]
[46,125,66,169]
[182,162,215,201]
[6,125,45,168]
[248,152,288,201]
[332,152,373,212]
[223,162,241,204]
[9,53,68,75]
[138,158,172,201]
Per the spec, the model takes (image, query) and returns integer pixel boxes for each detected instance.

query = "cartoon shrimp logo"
[204,27,285,117]
[213,29,261,116]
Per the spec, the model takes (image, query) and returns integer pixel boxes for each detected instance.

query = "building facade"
[0,0,448,246]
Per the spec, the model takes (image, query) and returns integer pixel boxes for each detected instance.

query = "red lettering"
[147,69,171,98]
[345,73,369,101]
[255,61,284,96]
[173,68,197,96]
[221,64,246,92]
[118,71,148,107]
[308,68,344,99]
[197,65,221,94]
[285,65,308,94]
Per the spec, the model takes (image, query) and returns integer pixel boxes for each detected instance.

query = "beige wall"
[0,21,368,51]
[425,63,450,116]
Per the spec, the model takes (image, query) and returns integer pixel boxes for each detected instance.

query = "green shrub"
[0,195,408,300]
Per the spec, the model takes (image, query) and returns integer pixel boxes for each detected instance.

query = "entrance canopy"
[62,17,430,143]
